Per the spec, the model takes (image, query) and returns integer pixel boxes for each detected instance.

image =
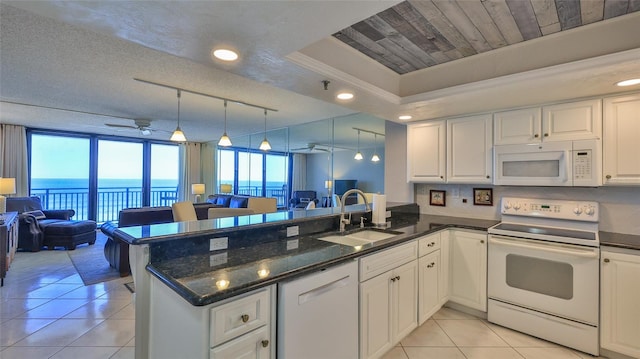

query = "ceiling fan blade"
[105,123,137,129]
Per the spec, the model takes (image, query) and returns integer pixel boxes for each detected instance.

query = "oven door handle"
[489,236,599,258]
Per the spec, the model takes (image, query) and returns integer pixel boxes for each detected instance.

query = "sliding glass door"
[97,140,143,222]
[150,144,179,206]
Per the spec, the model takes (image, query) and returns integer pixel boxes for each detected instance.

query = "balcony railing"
[30,185,289,223]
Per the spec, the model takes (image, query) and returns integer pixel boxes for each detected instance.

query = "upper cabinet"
[494,99,602,145]
[447,115,493,184]
[407,121,446,183]
[542,99,602,141]
[407,116,491,184]
[603,94,640,185]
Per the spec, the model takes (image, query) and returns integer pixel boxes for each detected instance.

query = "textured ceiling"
[1,1,639,144]
[334,0,640,74]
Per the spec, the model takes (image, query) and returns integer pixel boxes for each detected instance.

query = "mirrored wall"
[212,112,385,208]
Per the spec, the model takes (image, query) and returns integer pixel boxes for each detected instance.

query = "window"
[28,130,179,223]
[217,148,290,208]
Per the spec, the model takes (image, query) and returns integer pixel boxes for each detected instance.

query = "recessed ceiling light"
[212,48,238,61]
[337,92,354,100]
[398,115,412,120]
[616,78,640,87]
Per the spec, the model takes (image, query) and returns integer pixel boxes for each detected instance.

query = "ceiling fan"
[105,119,166,136]
[291,143,331,153]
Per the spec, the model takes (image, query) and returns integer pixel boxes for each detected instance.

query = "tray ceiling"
[334,0,640,74]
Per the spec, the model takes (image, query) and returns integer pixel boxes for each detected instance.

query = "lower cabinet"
[418,251,440,324]
[449,230,487,312]
[360,242,418,359]
[600,248,640,358]
[148,276,275,359]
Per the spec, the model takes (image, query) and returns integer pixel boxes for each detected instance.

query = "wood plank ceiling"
[333,0,640,74]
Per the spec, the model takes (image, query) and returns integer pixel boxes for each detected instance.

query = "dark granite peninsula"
[119,203,499,358]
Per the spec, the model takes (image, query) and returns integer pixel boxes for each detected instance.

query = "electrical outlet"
[462,198,468,203]
[286,226,299,237]
[451,187,460,198]
[209,252,228,267]
[287,239,299,250]
[210,237,228,251]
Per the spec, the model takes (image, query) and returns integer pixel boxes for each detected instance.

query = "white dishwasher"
[278,260,359,359]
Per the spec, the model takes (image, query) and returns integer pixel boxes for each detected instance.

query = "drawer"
[210,325,270,359]
[360,241,418,282]
[418,233,441,257]
[210,288,270,347]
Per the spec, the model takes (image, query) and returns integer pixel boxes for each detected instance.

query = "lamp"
[220,184,232,194]
[259,109,271,151]
[218,100,232,147]
[0,178,16,213]
[170,90,187,142]
[371,134,380,162]
[354,130,363,160]
[324,180,332,197]
[191,183,205,202]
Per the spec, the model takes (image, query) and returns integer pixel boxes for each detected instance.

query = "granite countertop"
[600,231,640,251]
[147,214,499,306]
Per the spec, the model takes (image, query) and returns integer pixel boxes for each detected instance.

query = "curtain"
[0,124,28,196]
[178,142,202,202]
[200,142,216,198]
[292,153,307,192]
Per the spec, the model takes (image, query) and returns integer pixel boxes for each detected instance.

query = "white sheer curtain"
[292,153,307,192]
[178,142,202,202]
[200,142,216,198]
[0,124,28,196]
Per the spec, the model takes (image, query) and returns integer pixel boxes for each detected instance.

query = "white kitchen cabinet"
[542,99,602,141]
[449,230,487,312]
[148,276,275,359]
[418,251,440,325]
[603,93,640,185]
[407,120,446,182]
[360,242,418,359]
[446,115,493,183]
[494,99,601,145]
[439,230,450,306]
[600,248,640,358]
[494,107,541,145]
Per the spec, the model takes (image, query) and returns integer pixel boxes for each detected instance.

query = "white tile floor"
[2,247,604,359]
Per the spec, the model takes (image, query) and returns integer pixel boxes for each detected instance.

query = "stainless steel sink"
[317,229,401,247]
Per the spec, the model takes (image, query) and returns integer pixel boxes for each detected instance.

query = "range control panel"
[501,197,599,222]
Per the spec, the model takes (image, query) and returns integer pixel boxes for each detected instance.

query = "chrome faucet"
[340,189,371,233]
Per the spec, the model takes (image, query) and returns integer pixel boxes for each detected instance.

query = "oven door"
[488,235,599,325]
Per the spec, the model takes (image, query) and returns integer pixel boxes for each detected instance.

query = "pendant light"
[371,134,380,162]
[218,100,232,147]
[170,90,187,142]
[354,130,363,160]
[259,109,272,151]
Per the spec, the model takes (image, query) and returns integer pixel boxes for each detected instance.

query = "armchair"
[6,196,94,251]
[289,190,318,209]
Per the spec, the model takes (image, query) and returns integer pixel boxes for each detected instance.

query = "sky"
[31,134,179,180]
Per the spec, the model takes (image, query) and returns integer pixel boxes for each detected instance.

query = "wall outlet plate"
[210,237,228,251]
[209,252,228,267]
[287,239,299,250]
[286,226,299,237]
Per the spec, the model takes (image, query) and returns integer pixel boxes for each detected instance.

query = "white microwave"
[493,139,602,187]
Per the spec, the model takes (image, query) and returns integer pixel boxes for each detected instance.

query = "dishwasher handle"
[298,275,352,305]
[489,236,599,258]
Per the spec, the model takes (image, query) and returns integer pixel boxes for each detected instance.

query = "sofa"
[6,196,97,251]
[289,190,318,209]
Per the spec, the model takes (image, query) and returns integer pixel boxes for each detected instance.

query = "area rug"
[67,231,122,285]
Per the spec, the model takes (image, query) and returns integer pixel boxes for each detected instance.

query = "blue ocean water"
[31,178,177,190]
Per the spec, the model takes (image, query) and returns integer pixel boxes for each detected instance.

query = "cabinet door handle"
[534,134,539,138]
[604,258,610,263]
[606,175,612,179]
[391,277,396,282]
[396,276,400,281]
[544,133,549,137]
[480,240,485,244]
[261,340,269,348]
[440,176,444,179]
[486,175,490,179]
[241,314,250,323]
[427,262,435,268]
[427,242,435,247]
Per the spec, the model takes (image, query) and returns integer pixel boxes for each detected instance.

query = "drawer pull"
[606,175,612,179]
[241,314,250,323]
[480,240,485,244]
[427,242,435,247]
[390,277,396,282]
[427,262,435,268]
[395,276,400,281]
[544,133,549,137]
[261,340,269,348]
[534,134,539,138]
[604,258,610,263]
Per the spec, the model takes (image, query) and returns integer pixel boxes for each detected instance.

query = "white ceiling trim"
[401,48,640,108]
[286,51,401,104]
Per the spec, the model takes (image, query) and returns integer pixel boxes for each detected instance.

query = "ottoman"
[43,220,97,250]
